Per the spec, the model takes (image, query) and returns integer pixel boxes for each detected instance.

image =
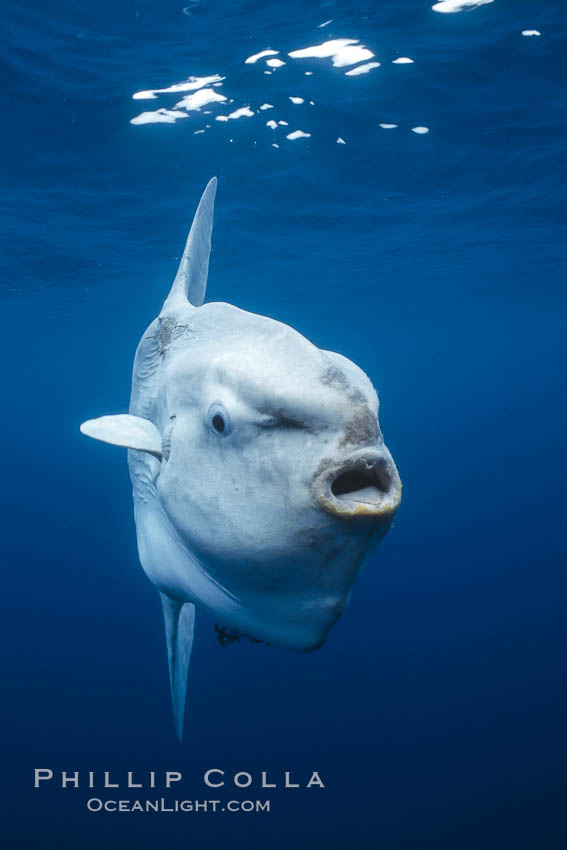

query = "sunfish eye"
[207,402,232,436]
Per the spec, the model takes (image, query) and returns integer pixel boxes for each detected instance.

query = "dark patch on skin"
[158,317,175,355]
[320,365,348,390]
[304,526,337,551]
[311,457,337,495]
[146,319,192,356]
[320,362,382,450]
[313,456,335,480]
[271,410,308,430]
[339,407,379,449]
[320,365,366,406]
[214,624,268,647]
[320,542,348,569]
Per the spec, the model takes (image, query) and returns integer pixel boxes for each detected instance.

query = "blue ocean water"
[2,0,566,847]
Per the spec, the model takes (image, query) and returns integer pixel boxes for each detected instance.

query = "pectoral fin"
[80,414,162,459]
[160,593,196,741]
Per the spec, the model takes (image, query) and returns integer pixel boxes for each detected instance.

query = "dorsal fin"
[160,593,196,741]
[161,177,217,315]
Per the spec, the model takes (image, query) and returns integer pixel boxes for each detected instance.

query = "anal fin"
[160,593,196,740]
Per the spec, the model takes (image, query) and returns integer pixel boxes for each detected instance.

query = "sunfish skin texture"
[80,178,402,738]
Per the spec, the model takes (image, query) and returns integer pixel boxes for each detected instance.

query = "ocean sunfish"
[80,178,402,739]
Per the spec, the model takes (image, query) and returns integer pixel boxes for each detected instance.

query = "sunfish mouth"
[315,448,402,519]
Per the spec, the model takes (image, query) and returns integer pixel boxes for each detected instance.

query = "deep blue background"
[2,1,566,848]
